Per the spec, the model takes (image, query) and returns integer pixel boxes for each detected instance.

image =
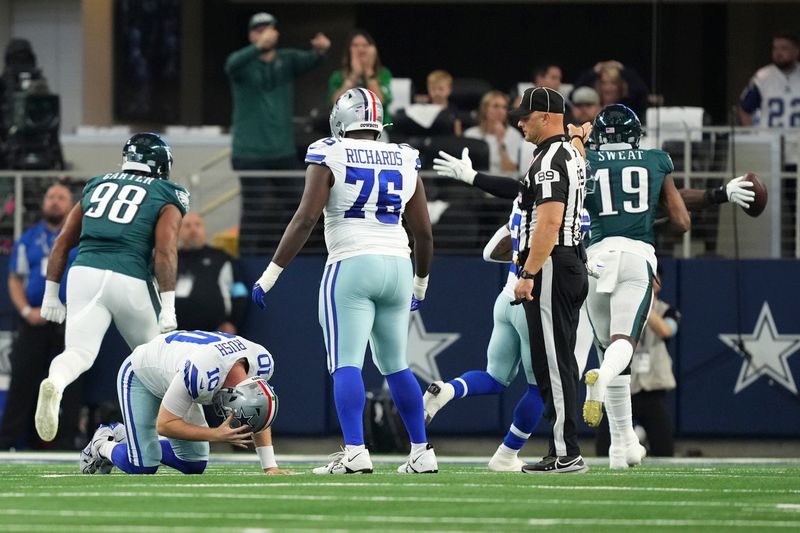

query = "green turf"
[1,462,800,532]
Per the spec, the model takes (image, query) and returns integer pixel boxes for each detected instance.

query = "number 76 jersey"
[305,137,421,265]
[584,147,673,248]
[72,173,190,281]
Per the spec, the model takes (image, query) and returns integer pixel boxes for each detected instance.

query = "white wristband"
[160,291,176,311]
[20,305,31,318]
[256,262,284,293]
[413,275,429,300]
[44,280,60,300]
[257,445,277,469]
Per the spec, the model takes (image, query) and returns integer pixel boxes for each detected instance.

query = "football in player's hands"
[740,172,767,217]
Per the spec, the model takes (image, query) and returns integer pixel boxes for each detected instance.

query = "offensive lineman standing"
[252,88,436,474]
[35,133,190,442]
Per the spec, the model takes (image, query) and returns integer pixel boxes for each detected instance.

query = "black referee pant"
[523,246,588,458]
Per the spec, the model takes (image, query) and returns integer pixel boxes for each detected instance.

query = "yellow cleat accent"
[583,399,604,427]
[583,369,603,427]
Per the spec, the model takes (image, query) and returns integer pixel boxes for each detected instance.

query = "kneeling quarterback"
[80,330,287,475]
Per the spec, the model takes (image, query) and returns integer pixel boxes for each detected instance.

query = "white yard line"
[2,451,800,466]
[0,491,797,509]
[0,509,798,529]
[6,480,800,495]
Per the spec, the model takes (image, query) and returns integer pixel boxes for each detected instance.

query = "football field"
[1,456,799,532]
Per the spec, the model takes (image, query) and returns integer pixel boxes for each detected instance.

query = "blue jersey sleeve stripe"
[740,83,761,114]
[305,153,326,162]
[183,361,200,399]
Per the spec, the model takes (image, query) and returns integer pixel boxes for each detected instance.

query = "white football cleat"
[397,444,438,474]
[423,381,455,424]
[112,422,127,444]
[35,378,62,442]
[80,424,118,474]
[488,445,526,472]
[609,441,647,469]
[312,447,373,474]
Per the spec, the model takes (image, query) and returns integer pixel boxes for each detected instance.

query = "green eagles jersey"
[72,172,190,280]
[584,147,674,247]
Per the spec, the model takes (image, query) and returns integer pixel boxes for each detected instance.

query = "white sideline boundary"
[1,451,800,466]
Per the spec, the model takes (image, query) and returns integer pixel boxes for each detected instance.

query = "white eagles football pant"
[48,266,161,392]
[585,251,654,351]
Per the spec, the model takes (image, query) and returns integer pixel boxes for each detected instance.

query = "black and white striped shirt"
[517,135,586,251]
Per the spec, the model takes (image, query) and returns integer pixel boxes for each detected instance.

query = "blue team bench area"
[0,256,798,438]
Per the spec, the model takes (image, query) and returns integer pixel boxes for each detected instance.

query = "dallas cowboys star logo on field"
[718,302,800,395]
[405,313,460,383]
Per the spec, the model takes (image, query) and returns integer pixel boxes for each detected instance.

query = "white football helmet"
[329,88,384,139]
[212,377,278,433]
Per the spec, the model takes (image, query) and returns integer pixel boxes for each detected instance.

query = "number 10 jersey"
[73,172,190,280]
[305,137,421,265]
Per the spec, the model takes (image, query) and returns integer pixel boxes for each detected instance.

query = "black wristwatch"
[519,269,535,280]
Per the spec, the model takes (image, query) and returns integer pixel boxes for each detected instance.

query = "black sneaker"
[522,455,588,474]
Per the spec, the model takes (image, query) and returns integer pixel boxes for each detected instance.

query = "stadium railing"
[1,126,798,259]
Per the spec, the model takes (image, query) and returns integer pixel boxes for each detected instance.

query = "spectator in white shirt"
[464,90,522,175]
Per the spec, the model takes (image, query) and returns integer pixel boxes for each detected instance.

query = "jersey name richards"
[73,172,190,280]
[129,330,274,404]
[305,137,421,265]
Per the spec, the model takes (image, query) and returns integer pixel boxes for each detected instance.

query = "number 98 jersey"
[305,137,421,265]
[73,173,190,280]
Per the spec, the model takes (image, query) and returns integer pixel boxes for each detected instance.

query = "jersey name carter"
[305,137,421,265]
[73,173,190,280]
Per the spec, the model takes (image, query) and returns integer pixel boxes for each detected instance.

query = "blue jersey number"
[343,167,403,224]
[166,330,237,345]
[766,98,800,127]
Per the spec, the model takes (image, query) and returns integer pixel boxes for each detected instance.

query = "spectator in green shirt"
[328,29,393,124]
[225,12,330,254]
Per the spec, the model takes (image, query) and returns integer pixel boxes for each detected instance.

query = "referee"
[510,87,589,473]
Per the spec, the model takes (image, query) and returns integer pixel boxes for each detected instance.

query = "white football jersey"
[741,64,800,128]
[130,330,274,405]
[305,137,421,265]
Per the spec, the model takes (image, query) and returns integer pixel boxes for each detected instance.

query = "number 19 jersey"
[584,146,673,248]
[73,172,190,280]
[305,137,421,265]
